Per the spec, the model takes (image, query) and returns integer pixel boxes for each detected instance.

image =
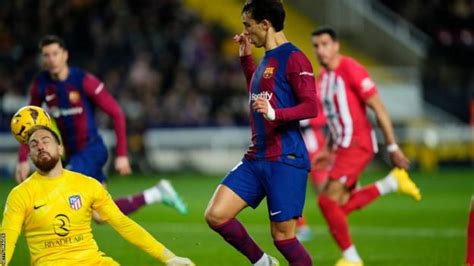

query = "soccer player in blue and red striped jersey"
[15,35,187,217]
[205,1,318,265]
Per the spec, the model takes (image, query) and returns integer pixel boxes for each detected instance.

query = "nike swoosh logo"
[45,94,56,101]
[33,204,46,210]
[270,210,282,216]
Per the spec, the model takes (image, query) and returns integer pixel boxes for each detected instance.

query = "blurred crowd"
[0,0,250,133]
[381,0,474,123]
[381,0,474,42]
[381,0,474,64]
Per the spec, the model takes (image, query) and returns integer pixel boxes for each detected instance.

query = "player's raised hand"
[389,149,410,170]
[115,156,132,175]
[15,161,30,183]
[233,33,252,57]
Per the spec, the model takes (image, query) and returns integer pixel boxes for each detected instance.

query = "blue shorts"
[221,159,308,222]
[65,137,108,183]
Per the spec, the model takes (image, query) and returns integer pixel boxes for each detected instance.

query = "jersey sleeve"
[82,73,128,157]
[346,60,378,101]
[18,80,43,162]
[1,188,28,265]
[275,51,318,122]
[240,55,256,89]
[91,181,175,262]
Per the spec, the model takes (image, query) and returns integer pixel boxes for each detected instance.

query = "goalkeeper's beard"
[32,152,60,172]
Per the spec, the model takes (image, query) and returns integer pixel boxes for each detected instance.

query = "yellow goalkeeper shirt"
[0,170,171,265]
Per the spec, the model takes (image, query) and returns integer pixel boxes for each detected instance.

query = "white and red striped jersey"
[317,56,378,153]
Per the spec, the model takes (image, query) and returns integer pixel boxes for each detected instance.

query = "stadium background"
[0,0,472,265]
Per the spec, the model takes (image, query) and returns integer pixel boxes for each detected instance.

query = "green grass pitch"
[1,167,471,265]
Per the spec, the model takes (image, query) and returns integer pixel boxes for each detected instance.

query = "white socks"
[375,173,398,195]
[343,245,362,262]
[254,254,271,266]
[143,186,162,204]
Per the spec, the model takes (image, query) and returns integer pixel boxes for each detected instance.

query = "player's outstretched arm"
[93,183,194,265]
[365,94,410,169]
[82,73,131,175]
[107,214,194,265]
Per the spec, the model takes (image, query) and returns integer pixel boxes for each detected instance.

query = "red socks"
[318,185,382,251]
[342,184,381,214]
[318,194,352,250]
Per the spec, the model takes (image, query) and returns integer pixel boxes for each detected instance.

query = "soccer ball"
[10,106,52,144]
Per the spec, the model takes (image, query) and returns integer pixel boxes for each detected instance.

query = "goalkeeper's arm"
[92,181,194,264]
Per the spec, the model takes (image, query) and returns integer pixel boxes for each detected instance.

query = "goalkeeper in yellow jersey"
[0,125,194,266]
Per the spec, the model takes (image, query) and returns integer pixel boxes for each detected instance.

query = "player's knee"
[270,222,295,241]
[271,230,293,241]
[204,206,227,227]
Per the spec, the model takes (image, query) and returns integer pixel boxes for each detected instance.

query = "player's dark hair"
[27,125,61,145]
[242,0,285,32]
[312,27,338,41]
[39,35,67,51]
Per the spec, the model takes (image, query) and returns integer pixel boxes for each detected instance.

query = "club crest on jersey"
[263,67,274,79]
[69,91,81,103]
[69,195,82,210]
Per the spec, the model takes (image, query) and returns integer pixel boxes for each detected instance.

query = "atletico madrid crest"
[69,195,82,210]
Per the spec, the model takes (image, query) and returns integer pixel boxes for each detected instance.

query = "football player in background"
[311,27,422,266]
[1,126,194,266]
[15,35,187,217]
